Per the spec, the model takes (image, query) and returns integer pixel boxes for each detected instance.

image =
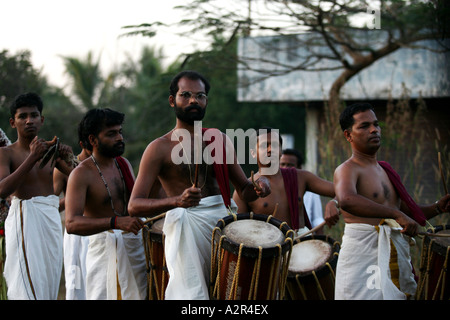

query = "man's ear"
[9,118,15,129]
[344,129,352,142]
[88,134,97,148]
[169,95,175,108]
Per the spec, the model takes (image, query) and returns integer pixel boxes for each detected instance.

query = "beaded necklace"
[91,155,127,216]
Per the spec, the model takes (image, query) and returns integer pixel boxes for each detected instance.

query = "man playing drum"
[232,127,339,236]
[65,108,147,300]
[334,103,450,300]
[128,70,271,300]
[0,93,73,299]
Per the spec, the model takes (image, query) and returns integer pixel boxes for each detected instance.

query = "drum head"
[433,229,450,248]
[289,239,332,274]
[150,218,165,234]
[223,219,285,249]
[425,225,450,256]
[214,212,294,258]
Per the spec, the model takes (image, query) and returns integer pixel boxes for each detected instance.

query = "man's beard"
[174,103,206,125]
[98,140,125,158]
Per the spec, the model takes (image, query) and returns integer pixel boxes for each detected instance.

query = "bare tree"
[123,0,449,111]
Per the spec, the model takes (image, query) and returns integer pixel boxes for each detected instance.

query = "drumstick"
[193,163,199,188]
[296,220,327,239]
[143,212,167,225]
[438,152,448,195]
[418,231,450,238]
[251,171,262,191]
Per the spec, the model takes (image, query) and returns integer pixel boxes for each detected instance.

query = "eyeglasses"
[178,91,207,101]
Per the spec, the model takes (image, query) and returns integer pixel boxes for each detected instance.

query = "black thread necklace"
[91,154,127,216]
[172,129,208,188]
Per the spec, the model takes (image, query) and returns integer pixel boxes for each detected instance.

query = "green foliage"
[60,52,104,111]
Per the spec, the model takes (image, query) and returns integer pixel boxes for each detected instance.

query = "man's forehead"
[16,105,40,114]
[353,109,377,122]
[257,132,280,145]
[177,77,206,92]
[100,124,122,133]
[280,154,296,161]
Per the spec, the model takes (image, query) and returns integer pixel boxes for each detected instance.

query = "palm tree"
[61,51,107,111]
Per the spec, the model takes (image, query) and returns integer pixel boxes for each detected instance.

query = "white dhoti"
[163,195,237,300]
[4,195,63,300]
[335,221,417,300]
[85,229,147,300]
[63,230,89,300]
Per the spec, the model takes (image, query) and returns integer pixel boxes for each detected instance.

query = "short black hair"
[77,120,89,150]
[79,108,125,151]
[282,148,304,166]
[169,70,210,97]
[339,103,375,131]
[10,92,43,118]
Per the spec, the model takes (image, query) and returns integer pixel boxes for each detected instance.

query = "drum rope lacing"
[416,224,449,300]
[142,220,168,300]
[287,236,340,300]
[210,214,294,300]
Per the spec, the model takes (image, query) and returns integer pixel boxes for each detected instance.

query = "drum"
[142,217,169,300]
[286,235,340,300]
[210,213,294,300]
[416,225,450,300]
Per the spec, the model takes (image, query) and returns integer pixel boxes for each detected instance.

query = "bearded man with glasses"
[128,70,271,300]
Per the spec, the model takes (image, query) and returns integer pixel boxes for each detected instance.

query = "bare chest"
[248,177,296,224]
[10,150,54,197]
[87,163,127,216]
[159,148,220,197]
[357,166,399,206]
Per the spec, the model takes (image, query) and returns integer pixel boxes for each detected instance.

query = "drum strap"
[281,167,312,230]
[379,161,426,226]
[115,156,135,195]
[202,128,231,208]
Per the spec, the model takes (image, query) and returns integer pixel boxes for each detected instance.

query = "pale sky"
[1,0,376,89]
[1,0,210,87]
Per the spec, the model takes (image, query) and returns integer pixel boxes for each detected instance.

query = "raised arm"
[232,189,251,213]
[302,169,335,198]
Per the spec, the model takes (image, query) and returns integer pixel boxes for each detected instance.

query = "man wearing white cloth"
[54,129,92,300]
[65,108,146,300]
[0,93,73,299]
[334,103,450,300]
[128,70,270,300]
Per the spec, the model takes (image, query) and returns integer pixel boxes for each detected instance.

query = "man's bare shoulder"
[335,157,362,173]
[145,133,173,151]
[142,133,177,162]
[0,142,18,156]
[70,157,95,181]
[0,144,11,160]
[0,142,25,168]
